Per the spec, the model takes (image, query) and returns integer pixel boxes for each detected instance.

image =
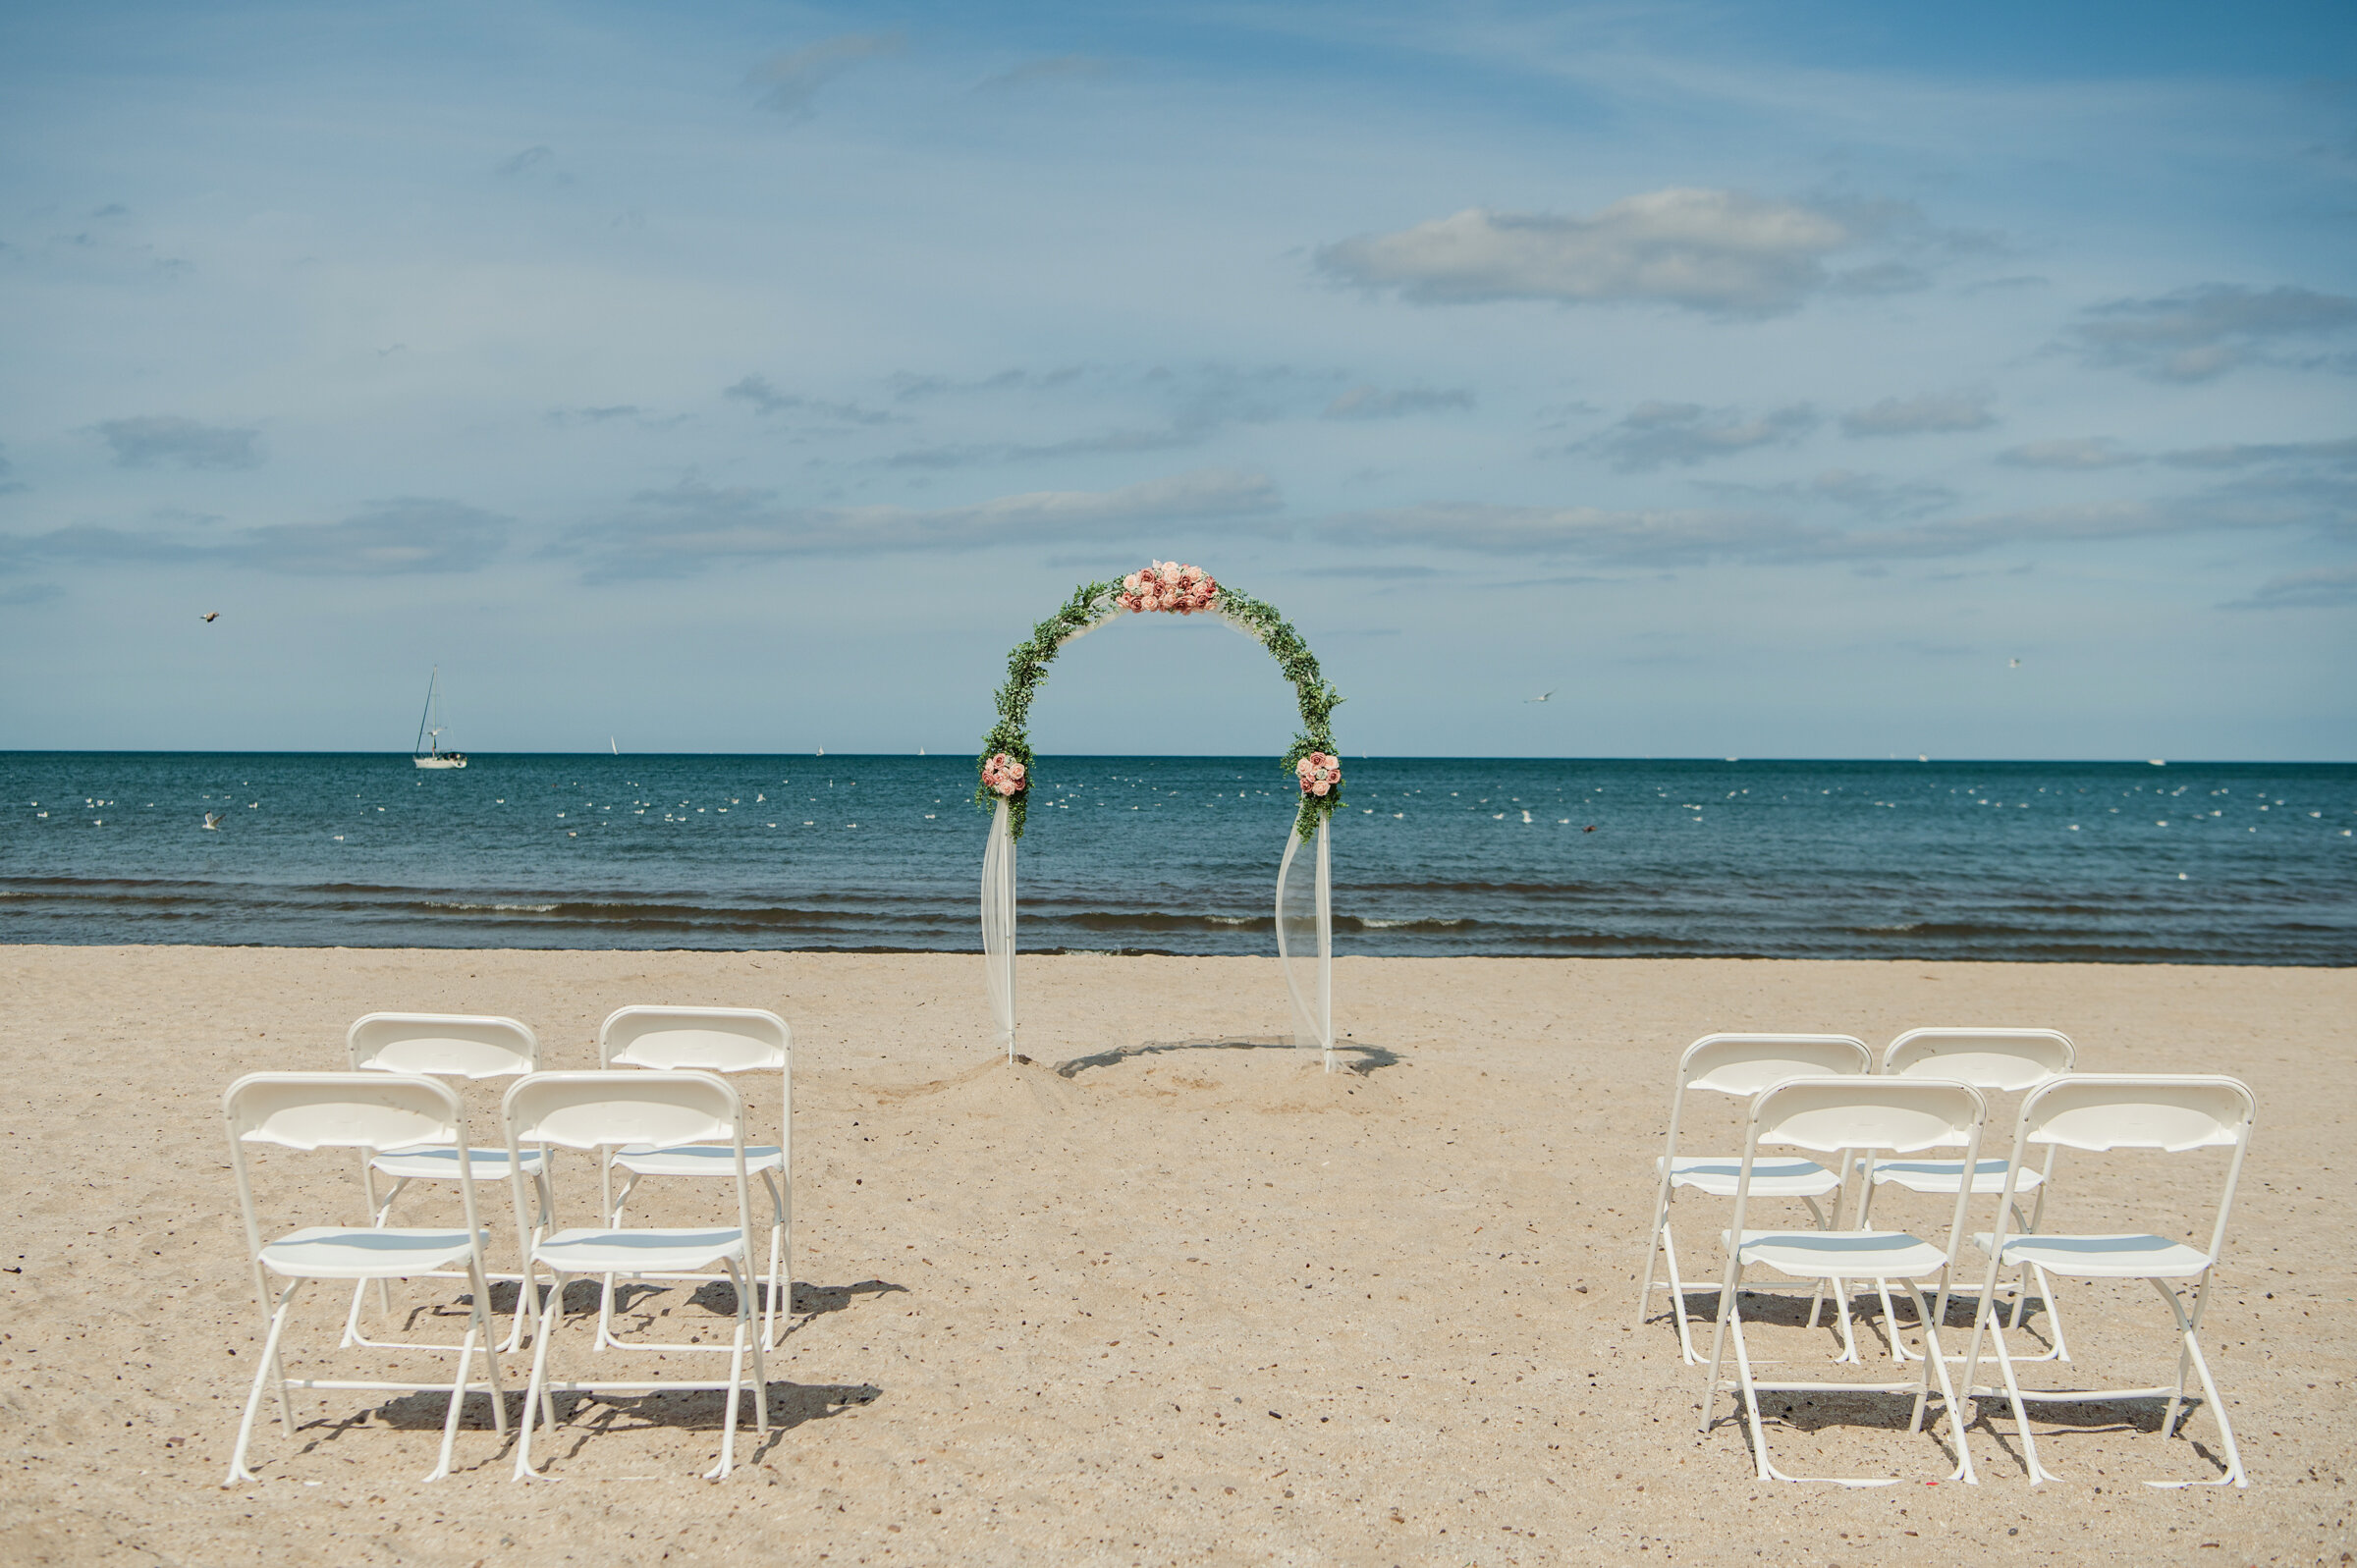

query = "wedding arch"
[975,562,1344,1071]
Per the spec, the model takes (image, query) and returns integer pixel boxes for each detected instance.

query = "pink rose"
[1310,781,1329,796]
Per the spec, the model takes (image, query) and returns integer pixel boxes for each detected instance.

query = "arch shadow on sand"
[1054,1036,1401,1080]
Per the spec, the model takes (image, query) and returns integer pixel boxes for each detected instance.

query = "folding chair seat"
[504,1070,771,1481]
[1960,1075,2256,1487]
[221,1073,507,1486]
[1635,1034,1873,1362]
[1859,1028,2077,1364]
[1698,1077,1988,1486]
[345,1013,548,1352]
[596,1006,793,1348]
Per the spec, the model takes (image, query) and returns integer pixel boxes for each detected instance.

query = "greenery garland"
[974,568,1345,840]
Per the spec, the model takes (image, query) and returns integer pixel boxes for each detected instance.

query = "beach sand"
[0,946,2349,1565]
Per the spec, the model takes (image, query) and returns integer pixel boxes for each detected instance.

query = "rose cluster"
[981,752,1029,797]
[1295,751,1342,798]
[1116,560,1219,616]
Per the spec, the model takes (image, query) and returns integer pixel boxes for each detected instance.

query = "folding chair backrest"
[349,1013,538,1080]
[224,1073,476,1265]
[2001,1074,2256,1267]
[1680,1034,1872,1097]
[2020,1075,2252,1153]
[1753,1077,1984,1157]
[600,1006,788,1075]
[504,1070,741,1152]
[226,1071,463,1152]
[1884,1028,2074,1091]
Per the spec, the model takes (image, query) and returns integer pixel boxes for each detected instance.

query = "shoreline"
[3,947,2349,1564]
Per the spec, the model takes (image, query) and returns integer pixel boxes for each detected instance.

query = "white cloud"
[1841,389,1997,437]
[1315,189,1906,317]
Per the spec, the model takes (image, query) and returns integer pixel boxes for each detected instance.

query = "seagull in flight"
[201,812,221,830]
[2007,657,2020,668]
[1525,689,1556,704]
[200,611,219,622]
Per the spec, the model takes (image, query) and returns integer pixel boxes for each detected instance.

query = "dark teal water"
[2,753,2352,962]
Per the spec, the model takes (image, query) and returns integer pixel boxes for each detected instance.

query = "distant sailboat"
[412,667,467,769]
[610,736,619,756]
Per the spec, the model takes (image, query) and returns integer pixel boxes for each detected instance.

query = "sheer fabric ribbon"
[1275,818,1336,1071]
[981,798,1016,1061]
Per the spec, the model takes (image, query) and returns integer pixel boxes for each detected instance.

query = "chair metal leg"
[1661,1220,1698,1364]
[2151,1277,2245,1487]
[515,1269,567,1481]
[224,1280,302,1487]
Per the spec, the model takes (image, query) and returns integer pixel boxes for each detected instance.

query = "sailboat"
[411,668,467,769]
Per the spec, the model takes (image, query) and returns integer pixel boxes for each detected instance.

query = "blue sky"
[2,1,2352,758]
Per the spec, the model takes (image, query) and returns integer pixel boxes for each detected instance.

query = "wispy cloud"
[888,366,1088,401]
[494,145,568,185]
[1323,384,1476,420]
[1,498,508,576]
[975,55,1119,91]
[94,415,263,470]
[1841,388,1996,437]
[1316,189,1931,318]
[1997,437,2140,470]
[545,405,643,427]
[1699,467,1957,519]
[2161,435,2357,468]
[2220,563,2357,610]
[1323,502,1821,564]
[724,375,897,425]
[747,33,902,119]
[1582,401,1817,471]
[564,468,1281,579]
[1324,458,2350,568]
[2063,283,2357,381]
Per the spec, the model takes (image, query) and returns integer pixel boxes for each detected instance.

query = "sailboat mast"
[414,668,438,757]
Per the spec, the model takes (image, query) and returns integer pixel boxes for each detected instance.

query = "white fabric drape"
[1275,817,1335,1071]
[981,798,1016,1061]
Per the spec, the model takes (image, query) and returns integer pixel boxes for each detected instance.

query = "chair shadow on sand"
[305,1379,884,1472]
[293,1277,907,1471]
[1052,1035,1402,1080]
[1680,1286,2226,1478]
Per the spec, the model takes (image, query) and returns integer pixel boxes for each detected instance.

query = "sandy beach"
[0,946,2349,1566]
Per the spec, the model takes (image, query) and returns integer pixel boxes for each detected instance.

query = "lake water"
[3,753,2352,963]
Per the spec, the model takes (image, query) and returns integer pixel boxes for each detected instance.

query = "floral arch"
[975,562,1343,1069]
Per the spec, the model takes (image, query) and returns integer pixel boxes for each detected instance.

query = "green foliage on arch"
[974,574,1344,841]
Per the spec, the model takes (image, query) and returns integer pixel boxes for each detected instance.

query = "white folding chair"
[1636,1034,1874,1363]
[1960,1074,2256,1487]
[1699,1076,1987,1487]
[596,1006,793,1348]
[222,1073,508,1486]
[345,1013,548,1352]
[504,1070,770,1481]
[1861,1028,2077,1364]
